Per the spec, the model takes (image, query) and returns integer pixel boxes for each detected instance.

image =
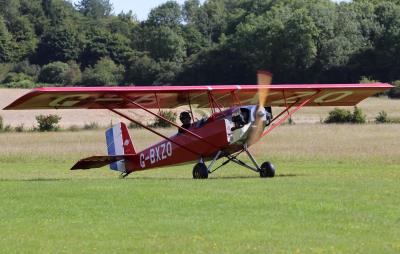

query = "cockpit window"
[231,107,251,131]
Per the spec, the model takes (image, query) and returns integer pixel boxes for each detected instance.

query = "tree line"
[1,0,400,88]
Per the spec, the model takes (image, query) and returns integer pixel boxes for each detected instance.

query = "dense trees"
[0,0,400,88]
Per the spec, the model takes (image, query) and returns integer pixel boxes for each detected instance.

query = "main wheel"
[193,163,208,179]
[259,162,275,178]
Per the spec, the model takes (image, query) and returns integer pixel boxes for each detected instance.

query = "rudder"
[105,122,136,172]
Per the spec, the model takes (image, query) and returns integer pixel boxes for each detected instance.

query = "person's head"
[180,111,191,125]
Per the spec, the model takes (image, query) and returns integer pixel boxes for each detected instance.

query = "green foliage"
[76,0,113,19]
[14,124,24,133]
[147,1,183,27]
[152,110,177,128]
[325,107,366,124]
[38,61,69,84]
[35,114,62,132]
[83,122,99,130]
[7,16,38,61]
[375,110,400,124]
[124,52,159,85]
[325,108,353,124]
[2,80,38,88]
[1,0,400,86]
[142,26,186,62]
[81,57,124,86]
[63,61,82,85]
[129,122,143,129]
[3,72,33,83]
[81,28,133,67]
[36,26,82,64]
[375,111,389,123]
[0,115,3,130]
[11,61,41,81]
[0,63,12,82]
[38,61,81,85]
[351,106,366,124]
[68,125,80,132]
[0,16,14,62]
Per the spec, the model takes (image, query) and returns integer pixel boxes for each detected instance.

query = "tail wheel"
[260,161,275,178]
[193,163,208,179]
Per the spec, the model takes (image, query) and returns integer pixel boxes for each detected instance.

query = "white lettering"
[140,153,145,168]
[150,149,155,164]
[167,142,172,157]
[155,146,161,162]
[161,143,167,160]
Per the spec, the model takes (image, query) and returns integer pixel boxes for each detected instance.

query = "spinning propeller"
[248,71,273,145]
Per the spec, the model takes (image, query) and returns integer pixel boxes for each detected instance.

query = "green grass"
[0,157,399,253]
[0,126,399,253]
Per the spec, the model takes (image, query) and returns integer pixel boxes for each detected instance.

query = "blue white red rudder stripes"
[105,122,136,173]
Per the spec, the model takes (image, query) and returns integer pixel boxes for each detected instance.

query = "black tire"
[193,163,208,179]
[259,162,275,178]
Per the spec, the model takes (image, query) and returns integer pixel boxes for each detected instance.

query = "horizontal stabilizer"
[71,155,135,170]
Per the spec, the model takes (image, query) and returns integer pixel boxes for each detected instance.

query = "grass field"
[1,124,399,253]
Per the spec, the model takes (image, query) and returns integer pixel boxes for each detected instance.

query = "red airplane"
[4,72,392,179]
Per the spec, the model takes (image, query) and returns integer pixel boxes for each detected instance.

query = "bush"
[324,108,352,123]
[152,110,177,128]
[3,72,33,83]
[11,61,40,81]
[68,125,80,132]
[83,122,99,130]
[129,122,143,129]
[388,80,400,99]
[351,107,366,124]
[325,107,365,124]
[3,79,37,88]
[0,63,12,83]
[376,111,389,123]
[63,61,82,85]
[81,58,125,86]
[0,117,13,132]
[38,61,69,85]
[35,114,62,132]
[15,124,24,133]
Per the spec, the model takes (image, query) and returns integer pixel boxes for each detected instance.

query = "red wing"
[3,83,392,110]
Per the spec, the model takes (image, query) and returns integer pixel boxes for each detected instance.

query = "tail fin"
[105,122,136,172]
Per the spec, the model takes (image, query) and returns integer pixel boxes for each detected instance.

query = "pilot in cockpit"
[178,111,192,134]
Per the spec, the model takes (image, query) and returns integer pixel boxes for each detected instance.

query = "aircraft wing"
[3,83,393,110]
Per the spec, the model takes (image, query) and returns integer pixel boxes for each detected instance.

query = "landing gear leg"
[225,144,276,178]
[192,151,222,179]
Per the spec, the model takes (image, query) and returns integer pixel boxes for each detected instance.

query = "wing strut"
[119,95,221,150]
[262,90,323,139]
[101,105,202,156]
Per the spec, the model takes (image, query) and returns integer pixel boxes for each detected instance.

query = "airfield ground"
[1,89,400,253]
[0,123,399,253]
